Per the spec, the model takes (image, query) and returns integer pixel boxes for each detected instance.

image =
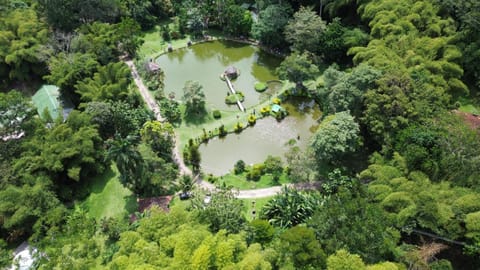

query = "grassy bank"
[80,164,137,220]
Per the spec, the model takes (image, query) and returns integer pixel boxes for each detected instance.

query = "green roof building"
[32,85,73,121]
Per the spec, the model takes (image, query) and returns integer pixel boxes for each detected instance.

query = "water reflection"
[199,98,321,176]
[156,40,282,110]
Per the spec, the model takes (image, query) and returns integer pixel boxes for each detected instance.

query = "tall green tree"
[284,6,326,53]
[75,62,132,104]
[276,51,319,89]
[327,249,366,270]
[0,175,62,241]
[252,4,291,49]
[14,111,105,199]
[224,5,253,37]
[308,187,400,263]
[0,8,49,82]
[140,120,175,160]
[361,72,415,148]
[192,189,246,233]
[310,111,361,166]
[105,135,146,194]
[182,80,206,117]
[45,52,99,106]
[274,226,327,269]
[37,0,121,31]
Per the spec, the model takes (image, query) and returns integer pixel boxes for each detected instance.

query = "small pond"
[199,98,322,176]
[156,40,282,110]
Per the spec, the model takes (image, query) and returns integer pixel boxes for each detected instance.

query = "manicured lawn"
[457,97,480,115]
[216,172,290,190]
[81,164,137,220]
[242,196,273,221]
[459,104,480,115]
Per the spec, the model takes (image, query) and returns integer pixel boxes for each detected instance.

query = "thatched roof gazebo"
[224,66,239,79]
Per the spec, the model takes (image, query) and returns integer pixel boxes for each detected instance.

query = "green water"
[156,40,282,110]
[199,98,322,176]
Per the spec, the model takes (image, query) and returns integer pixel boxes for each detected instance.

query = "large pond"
[157,40,282,110]
[199,98,322,176]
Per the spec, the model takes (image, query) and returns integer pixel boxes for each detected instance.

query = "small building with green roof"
[32,85,73,121]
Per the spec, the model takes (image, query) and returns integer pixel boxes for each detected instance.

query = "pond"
[199,98,322,176]
[156,40,282,110]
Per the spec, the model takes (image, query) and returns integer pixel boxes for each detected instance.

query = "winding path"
[125,60,314,199]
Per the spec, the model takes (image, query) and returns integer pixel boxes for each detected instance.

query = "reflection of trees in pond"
[216,42,255,65]
[256,50,283,67]
[191,42,217,61]
[165,47,188,64]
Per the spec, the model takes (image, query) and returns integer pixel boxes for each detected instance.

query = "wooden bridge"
[224,77,246,112]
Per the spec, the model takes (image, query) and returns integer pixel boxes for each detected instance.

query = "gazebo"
[224,66,239,79]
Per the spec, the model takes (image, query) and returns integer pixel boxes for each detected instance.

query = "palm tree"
[106,134,145,193]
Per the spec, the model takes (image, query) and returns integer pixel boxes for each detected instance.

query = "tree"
[0,8,49,82]
[263,155,283,183]
[252,4,291,49]
[182,80,206,117]
[44,52,99,106]
[276,52,319,89]
[140,120,175,160]
[179,174,193,194]
[247,219,275,246]
[285,6,326,53]
[310,188,400,263]
[361,72,416,147]
[37,0,120,31]
[116,18,144,57]
[0,175,62,240]
[327,249,366,270]
[318,64,381,116]
[285,146,318,183]
[105,135,146,194]
[275,226,327,269]
[85,101,152,139]
[0,90,35,139]
[75,61,132,104]
[159,98,181,124]
[13,111,105,199]
[310,111,361,165]
[192,189,246,233]
[224,5,253,37]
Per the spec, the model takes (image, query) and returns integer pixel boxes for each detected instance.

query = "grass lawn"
[457,97,480,114]
[80,164,137,221]
[216,172,290,190]
[242,196,273,221]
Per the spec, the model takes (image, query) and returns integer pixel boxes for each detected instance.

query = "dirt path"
[125,60,164,122]
[126,60,315,199]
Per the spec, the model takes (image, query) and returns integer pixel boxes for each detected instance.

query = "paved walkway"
[126,60,316,199]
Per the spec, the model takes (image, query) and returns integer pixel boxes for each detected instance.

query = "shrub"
[170,31,181,40]
[219,124,227,137]
[161,25,170,41]
[246,163,265,181]
[234,122,243,133]
[273,97,281,104]
[260,106,271,116]
[234,160,246,174]
[248,114,256,126]
[225,92,245,104]
[213,110,221,119]
[254,82,267,92]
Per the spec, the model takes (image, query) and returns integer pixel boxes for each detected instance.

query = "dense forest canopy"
[1,0,480,269]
